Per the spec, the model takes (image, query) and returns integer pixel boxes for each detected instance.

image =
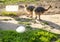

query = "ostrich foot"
[39,19,42,21]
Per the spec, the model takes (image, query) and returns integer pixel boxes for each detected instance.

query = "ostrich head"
[24,4,28,7]
[46,5,52,11]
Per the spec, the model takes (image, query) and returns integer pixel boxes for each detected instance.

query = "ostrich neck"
[45,6,50,11]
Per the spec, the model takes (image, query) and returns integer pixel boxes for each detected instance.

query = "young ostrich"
[33,5,52,20]
[25,4,35,18]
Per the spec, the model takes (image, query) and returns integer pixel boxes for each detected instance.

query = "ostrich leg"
[39,14,41,21]
[35,14,37,20]
[30,12,33,18]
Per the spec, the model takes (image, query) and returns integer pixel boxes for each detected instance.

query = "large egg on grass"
[16,25,26,33]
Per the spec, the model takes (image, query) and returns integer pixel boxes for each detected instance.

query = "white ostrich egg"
[16,26,26,33]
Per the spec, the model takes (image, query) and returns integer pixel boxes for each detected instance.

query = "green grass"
[1,11,18,17]
[43,22,49,25]
[3,19,12,21]
[15,18,32,25]
[0,27,60,42]
[56,39,60,42]
[1,0,36,5]
[18,21,31,25]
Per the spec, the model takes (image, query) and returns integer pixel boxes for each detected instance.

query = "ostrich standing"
[33,5,52,20]
[25,4,35,18]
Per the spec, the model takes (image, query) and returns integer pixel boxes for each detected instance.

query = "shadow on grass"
[39,20,60,30]
[13,17,32,22]
[12,17,33,25]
